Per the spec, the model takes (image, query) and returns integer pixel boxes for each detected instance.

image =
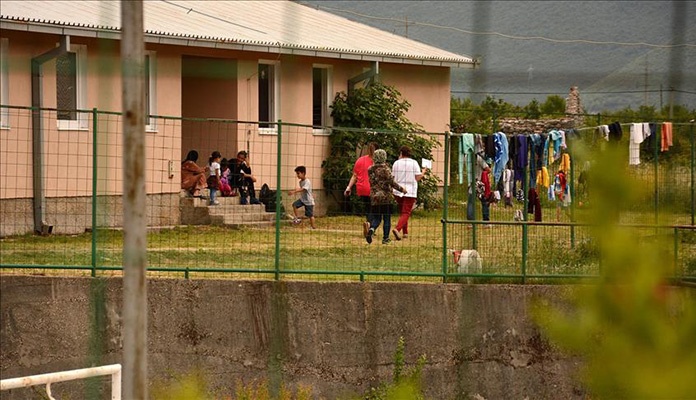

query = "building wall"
[1,30,456,234]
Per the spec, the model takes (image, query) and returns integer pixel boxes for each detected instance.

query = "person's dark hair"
[183,150,198,164]
[209,151,221,164]
[399,145,412,158]
[237,150,248,158]
[221,158,228,170]
[366,142,378,157]
[294,165,306,174]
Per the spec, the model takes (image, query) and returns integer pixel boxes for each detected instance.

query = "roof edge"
[0,18,477,68]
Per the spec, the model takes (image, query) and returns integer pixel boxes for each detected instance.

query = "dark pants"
[481,199,490,221]
[369,203,392,241]
[239,180,260,205]
[360,195,371,221]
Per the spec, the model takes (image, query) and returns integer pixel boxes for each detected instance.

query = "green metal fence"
[1,105,694,282]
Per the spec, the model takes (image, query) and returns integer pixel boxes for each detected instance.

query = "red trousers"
[395,196,416,234]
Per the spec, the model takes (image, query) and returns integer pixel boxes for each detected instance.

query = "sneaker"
[403,233,409,239]
[362,221,370,237]
[366,228,374,244]
[391,229,402,241]
[210,201,220,206]
[382,238,391,244]
[292,218,301,225]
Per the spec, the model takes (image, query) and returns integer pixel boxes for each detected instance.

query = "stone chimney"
[565,86,585,126]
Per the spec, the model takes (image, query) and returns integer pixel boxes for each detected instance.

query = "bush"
[323,82,442,212]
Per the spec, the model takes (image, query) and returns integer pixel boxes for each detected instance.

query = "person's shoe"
[292,218,301,225]
[403,233,408,239]
[362,221,370,237]
[392,229,402,241]
[382,238,391,244]
[366,228,374,244]
[210,201,220,206]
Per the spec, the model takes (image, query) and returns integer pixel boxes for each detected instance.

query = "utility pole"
[121,1,148,399]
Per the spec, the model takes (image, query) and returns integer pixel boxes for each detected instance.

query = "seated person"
[234,150,261,205]
[181,150,208,197]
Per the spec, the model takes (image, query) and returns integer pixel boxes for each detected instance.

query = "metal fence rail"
[0,105,694,282]
[0,364,122,400]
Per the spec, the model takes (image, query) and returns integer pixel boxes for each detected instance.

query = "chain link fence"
[1,105,694,282]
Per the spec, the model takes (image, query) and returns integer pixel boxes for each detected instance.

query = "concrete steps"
[179,192,276,228]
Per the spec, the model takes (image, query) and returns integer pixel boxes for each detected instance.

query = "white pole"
[121,1,147,399]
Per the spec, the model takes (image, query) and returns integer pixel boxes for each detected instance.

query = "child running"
[287,165,316,229]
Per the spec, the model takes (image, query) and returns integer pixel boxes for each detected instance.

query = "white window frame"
[258,60,280,135]
[0,38,9,129]
[312,64,333,135]
[56,44,88,131]
[145,51,158,132]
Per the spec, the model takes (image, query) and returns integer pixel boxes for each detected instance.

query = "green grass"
[2,206,695,282]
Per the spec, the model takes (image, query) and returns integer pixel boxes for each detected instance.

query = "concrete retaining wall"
[0,276,588,399]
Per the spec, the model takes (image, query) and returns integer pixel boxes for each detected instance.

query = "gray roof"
[0,0,475,68]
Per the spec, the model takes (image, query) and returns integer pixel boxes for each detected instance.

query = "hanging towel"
[629,122,644,165]
[599,125,610,141]
[493,132,509,182]
[514,135,528,182]
[560,153,571,173]
[608,122,623,142]
[661,122,673,152]
[460,133,475,185]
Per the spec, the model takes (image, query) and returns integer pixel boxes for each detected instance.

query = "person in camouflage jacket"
[366,149,406,244]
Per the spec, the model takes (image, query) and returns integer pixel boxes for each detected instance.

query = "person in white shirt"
[391,146,427,240]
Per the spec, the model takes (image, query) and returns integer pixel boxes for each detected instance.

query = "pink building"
[0,1,475,235]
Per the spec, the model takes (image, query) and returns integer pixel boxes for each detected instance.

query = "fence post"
[522,223,528,284]
[654,123,660,226]
[91,108,98,277]
[274,120,282,281]
[691,122,694,226]
[442,131,450,282]
[121,1,148,398]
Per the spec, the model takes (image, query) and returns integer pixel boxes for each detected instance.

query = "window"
[56,44,87,130]
[312,64,333,134]
[258,60,279,132]
[145,51,157,131]
[0,38,8,129]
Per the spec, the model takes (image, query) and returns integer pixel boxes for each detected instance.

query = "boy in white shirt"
[288,165,316,229]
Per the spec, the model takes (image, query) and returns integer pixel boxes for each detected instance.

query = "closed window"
[312,64,333,133]
[145,51,157,131]
[56,44,87,130]
[258,60,279,132]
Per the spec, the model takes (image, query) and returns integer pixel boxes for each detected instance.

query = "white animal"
[452,249,483,283]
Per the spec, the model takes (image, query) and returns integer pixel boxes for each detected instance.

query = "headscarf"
[373,149,387,164]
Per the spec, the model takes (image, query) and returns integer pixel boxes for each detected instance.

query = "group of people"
[182,144,424,238]
[181,150,261,206]
[345,143,427,244]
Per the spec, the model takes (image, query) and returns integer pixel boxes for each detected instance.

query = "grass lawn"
[2,204,695,283]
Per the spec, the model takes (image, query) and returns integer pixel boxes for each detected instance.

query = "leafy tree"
[523,98,541,119]
[323,81,442,211]
[540,95,566,117]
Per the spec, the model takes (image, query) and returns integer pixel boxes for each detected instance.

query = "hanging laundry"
[559,152,571,173]
[502,168,513,207]
[536,166,550,189]
[608,122,623,142]
[459,133,475,185]
[661,122,673,152]
[527,188,542,222]
[629,123,644,165]
[598,125,610,141]
[493,132,509,182]
[485,134,496,159]
[514,135,528,183]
